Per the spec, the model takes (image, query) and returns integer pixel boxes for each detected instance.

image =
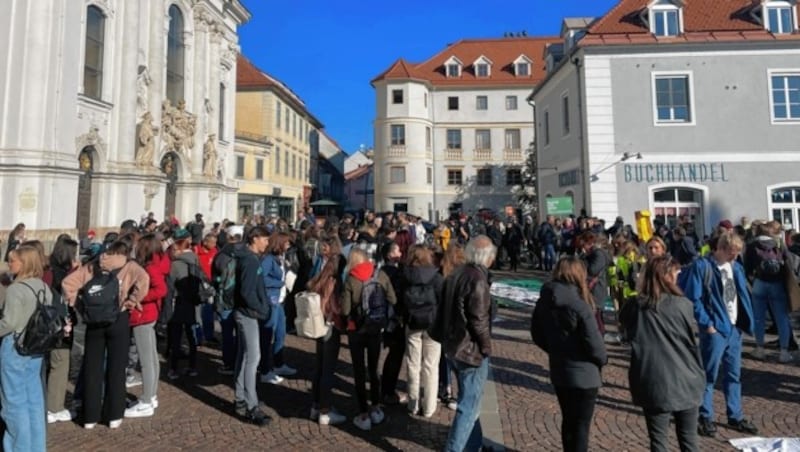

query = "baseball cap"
[173,228,191,240]
[226,225,244,238]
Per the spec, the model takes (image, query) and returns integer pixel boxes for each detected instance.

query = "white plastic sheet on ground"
[729,437,800,452]
[490,282,540,307]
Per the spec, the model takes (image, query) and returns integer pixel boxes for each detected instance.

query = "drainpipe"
[572,56,588,215]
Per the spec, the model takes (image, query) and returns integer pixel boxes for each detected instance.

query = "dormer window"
[472,55,493,78]
[764,1,795,34]
[444,56,463,78]
[647,0,683,37]
[513,55,532,77]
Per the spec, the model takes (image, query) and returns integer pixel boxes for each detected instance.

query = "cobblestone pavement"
[47,268,800,451]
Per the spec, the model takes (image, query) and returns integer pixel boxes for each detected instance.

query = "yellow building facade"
[235,55,322,221]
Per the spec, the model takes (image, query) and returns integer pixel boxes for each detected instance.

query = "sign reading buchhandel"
[546,196,574,216]
[623,163,729,184]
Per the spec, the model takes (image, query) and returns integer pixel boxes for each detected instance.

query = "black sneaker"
[245,407,272,427]
[697,417,717,437]
[234,400,248,417]
[728,418,759,434]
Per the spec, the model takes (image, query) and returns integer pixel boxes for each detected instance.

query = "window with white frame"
[446,129,462,149]
[654,74,692,123]
[771,73,800,121]
[292,154,296,179]
[256,159,263,179]
[448,96,459,110]
[770,186,800,230]
[276,101,281,128]
[84,5,105,100]
[505,129,521,149]
[516,62,530,77]
[543,110,550,145]
[475,129,491,149]
[275,147,280,174]
[284,150,289,176]
[390,124,405,146]
[447,63,460,77]
[476,168,492,186]
[649,2,682,37]
[392,89,404,104]
[236,156,245,178]
[476,95,488,111]
[284,107,290,132]
[166,5,185,104]
[389,166,406,184]
[505,95,518,110]
[447,169,463,186]
[475,63,489,77]
[765,1,795,34]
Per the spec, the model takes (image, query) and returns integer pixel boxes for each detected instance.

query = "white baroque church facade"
[0,0,250,241]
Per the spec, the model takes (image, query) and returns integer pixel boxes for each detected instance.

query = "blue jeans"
[261,303,286,372]
[699,327,743,421]
[543,244,556,271]
[0,335,46,452]
[445,356,489,452]
[752,279,793,350]
[219,309,237,369]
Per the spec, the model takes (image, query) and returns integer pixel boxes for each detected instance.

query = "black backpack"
[211,251,237,314]
[15,282,66,356]
[187,262,216,305]
[359,271,389,334]
[78,266,123,326]
[404,281,438,331]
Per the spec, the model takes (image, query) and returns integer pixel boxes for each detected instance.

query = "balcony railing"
[504,148,523,161]
[387,145,407,157]
[473,148,492,161]
[444,148,463,160]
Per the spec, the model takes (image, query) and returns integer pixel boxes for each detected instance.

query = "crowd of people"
[0,208,797,451]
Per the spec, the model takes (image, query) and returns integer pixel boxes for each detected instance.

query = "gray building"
[532,0,800,237]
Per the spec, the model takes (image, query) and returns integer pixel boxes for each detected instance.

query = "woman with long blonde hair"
[531,256,607,452]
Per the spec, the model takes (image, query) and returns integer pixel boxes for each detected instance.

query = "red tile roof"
[345,164,372,181]
[583,0,800,46]
[372,37,561,87]
[237,54,324,126]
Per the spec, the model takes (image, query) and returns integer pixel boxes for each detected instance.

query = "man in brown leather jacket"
[433,235,495,452]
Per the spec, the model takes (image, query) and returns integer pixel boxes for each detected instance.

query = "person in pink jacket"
[62,240,149,429]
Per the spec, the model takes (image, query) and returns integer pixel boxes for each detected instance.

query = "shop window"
[652,187,704,236]
[769,185,800,231]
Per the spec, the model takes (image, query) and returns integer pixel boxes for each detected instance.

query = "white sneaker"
[47,409,72,424]
[84,423,97,430]
[353,414,371,431]
[109,419,123,429]
[260,371,284,384]
[779,349,793,363]
[151,396,159,409]
[407,399,419,416]
[124,401,154,418]
[319,410,346,425]
[369,407,385,425]
[752,346,766,360]
[273,364,297,376]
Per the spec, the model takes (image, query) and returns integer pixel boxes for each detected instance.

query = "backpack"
[755,238,784,277]
[358,271,390,334]
[404,282,438,331]
[188,262,216,304]
[294,291,329,339]
[14,282,65,356]
[78,266,123,326]
[212,251,237,313]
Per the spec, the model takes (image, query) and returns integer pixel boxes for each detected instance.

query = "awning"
[308,199,340,207]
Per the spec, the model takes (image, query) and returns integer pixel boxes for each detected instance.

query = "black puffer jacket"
[531,281,607,389]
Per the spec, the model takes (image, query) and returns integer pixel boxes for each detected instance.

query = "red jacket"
[130,252,171,327]
[193,244,217,280]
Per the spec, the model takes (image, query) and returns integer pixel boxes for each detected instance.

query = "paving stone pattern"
[47,269,800,451]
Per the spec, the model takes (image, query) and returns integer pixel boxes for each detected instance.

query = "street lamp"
[590,152,642,182]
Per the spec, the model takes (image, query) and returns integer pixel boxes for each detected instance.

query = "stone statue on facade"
[203,134,217,177]
[136,112,155,167]
[161,99,196,160]
[136,66,151,117]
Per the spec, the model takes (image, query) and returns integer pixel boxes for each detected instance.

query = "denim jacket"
[680,256,754,337]
[261,254,284,304]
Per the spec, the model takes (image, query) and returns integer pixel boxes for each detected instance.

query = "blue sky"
[238,0,619,154]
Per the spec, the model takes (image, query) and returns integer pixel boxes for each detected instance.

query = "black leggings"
[168,322,197,371]
[83,311,130,423]
[555,386,598,452]
[348,331,382,413]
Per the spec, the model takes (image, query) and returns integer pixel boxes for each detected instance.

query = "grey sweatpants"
[234,311,261,410]
[132,322,160,403]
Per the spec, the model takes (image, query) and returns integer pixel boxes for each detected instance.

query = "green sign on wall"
[546,196,574,216]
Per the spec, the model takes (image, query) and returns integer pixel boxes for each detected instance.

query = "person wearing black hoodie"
[232,226,271,427]
[531,256,607,452]
[403,245,444,418]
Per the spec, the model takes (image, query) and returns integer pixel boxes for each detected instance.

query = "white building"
[371,37,558,220]
[0,0,250,242]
